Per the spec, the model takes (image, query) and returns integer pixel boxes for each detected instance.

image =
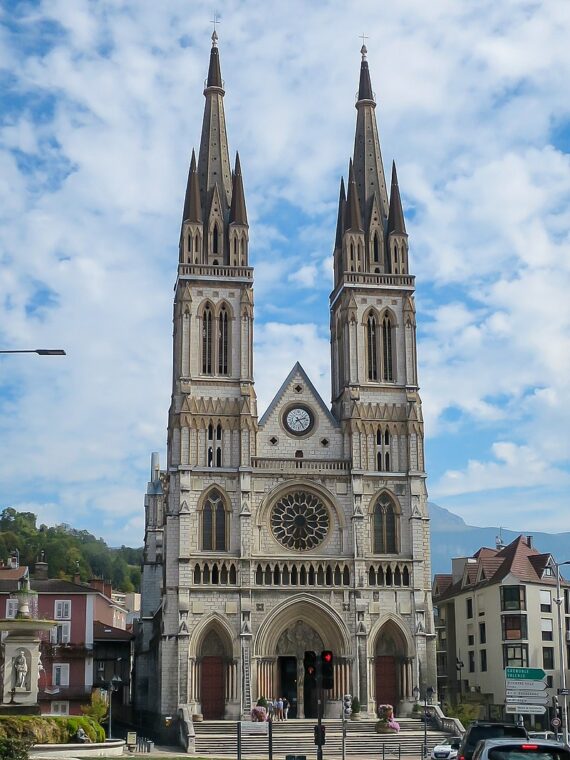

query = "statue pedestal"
[0,619,56,707]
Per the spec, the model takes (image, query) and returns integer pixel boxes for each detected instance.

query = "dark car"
[458,722,528,760]
[471,738,569,760]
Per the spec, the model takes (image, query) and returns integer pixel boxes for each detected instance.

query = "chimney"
[34,560,49,580]
[89,578,105,594]
[527,535,533,548]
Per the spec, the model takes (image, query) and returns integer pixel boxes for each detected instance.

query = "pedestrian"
[283,696,289,720]
[276,696,283,721]
[267,698,274,721]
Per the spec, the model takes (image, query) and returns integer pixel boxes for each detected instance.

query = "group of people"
[267,697,289,721]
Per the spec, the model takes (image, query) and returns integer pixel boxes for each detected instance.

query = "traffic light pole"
[316,657,323,760]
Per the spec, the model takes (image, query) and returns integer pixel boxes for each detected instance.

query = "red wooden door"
[375,656,398,708]
[201,656,224,719]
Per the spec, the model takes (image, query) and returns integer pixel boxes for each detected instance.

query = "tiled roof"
[0,567,27,580]
[433,535,563,602]
[93,621,133,641]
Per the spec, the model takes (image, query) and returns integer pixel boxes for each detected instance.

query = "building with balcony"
[433,535,570,725]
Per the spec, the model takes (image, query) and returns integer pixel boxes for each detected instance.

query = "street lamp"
[456,655,465,701]
[0,349,66,355]
[107,674,122,740]
[414,685,435,758]
[554,560,570,746]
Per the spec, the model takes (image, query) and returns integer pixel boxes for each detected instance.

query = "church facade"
[135,35,436,725]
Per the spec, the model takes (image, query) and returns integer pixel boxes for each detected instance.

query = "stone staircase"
[193,717,452,757]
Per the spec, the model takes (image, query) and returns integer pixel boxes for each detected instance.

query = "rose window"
[270,491,330,551]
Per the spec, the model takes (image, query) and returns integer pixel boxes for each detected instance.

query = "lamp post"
[0,349,66,355]
[107,674,122,740]
[456,655,465,702]
[554,560,570,746]
[414,685,435,758]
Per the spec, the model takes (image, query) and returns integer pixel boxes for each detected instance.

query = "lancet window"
[382,313,394,381]
[201,489,228,551]
[202,304,213,375]
[372,493,399,554]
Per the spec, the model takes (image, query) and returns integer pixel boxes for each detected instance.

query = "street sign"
[506,696,549,706]
[240,721,268,734]
[506,679,547,690]
[506,689,548,697]
[505,667,546,681]
[552,718,562,728]
[558,689,570,696]
[506,704,546,715]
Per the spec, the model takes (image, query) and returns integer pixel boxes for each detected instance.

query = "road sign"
[505,667,546,681]
[506,679,548,690]
[506,688,548,698]
[558,689,570,696]
[506,704,546,715]
[506,696,549,706]
[552,718,562,728]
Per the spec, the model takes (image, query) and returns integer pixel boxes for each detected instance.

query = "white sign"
[506,679,547,691]
[506,696,549,706]
[240,721,268,735]
[506,688,549,698]
[506,705,546,715]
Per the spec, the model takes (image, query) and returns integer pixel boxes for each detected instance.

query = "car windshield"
[489,749,570,760]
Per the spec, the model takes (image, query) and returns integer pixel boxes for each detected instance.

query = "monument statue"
[13,649,28,689]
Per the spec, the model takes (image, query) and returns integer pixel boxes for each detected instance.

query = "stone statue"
[14,649,28,689]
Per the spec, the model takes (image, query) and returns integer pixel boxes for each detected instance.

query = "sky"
[1,0,569,547]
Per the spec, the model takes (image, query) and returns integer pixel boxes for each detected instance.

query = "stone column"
[297,657,305,718]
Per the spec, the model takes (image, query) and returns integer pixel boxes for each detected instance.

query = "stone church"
[135,33,436,726]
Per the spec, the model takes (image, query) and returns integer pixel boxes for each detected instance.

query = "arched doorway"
[374,622,408,712]
[276,620,323,719]
[200,629,229,719]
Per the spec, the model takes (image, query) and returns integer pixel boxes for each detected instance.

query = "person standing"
[283,697,289,720]
[276,697,283,721]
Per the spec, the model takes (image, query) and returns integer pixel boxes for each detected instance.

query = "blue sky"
[1,0,569,545]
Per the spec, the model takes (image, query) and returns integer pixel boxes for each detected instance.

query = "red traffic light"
[323,651,333,663]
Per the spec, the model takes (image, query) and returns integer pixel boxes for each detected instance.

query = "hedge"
[0,715,105,743]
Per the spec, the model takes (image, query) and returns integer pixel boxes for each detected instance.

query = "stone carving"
[276,620,323,656]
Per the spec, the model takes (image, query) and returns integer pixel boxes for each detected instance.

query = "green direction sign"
[505,667,546,681]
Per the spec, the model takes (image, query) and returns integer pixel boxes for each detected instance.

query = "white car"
[431,738,462,760]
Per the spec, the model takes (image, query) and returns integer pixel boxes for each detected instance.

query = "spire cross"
[359,33,369,59]
[359,33,369,45]
[211,13,221,33]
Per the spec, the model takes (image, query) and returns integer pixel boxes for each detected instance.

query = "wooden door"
[201,656,224,719]
[375,655,398,709]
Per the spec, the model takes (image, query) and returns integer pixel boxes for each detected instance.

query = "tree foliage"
[0,507,142,592]
[81,691,108,724]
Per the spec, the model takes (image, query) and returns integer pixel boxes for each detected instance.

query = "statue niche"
[13,648,30,691]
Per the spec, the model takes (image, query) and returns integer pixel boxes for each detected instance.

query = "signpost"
[504,668,548,716]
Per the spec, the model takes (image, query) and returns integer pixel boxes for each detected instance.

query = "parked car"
[431,737,462,760]
[471,737,570,760]
[528,732,559,742]
[458,722,528,760]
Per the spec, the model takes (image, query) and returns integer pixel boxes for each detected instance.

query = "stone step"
[193,719,451,757]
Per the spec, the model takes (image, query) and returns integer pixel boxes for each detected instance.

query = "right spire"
[352,43,389,226]
[387,161,406,235]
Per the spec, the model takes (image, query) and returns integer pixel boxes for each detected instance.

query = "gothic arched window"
[373,494,399,554]
[366,313,378,381]
[384,242,391,273]
[212,224,219,254]
[201,489,228,551]
[382,313,394,382]
[218,305,229,375]
[202,303,213,375]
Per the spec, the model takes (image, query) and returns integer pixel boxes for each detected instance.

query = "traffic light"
[343,693,352,719]
[304,650,317,682]
[314,724,326,746]
[322,650,334,690]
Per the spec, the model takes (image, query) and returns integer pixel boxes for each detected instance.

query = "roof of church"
[258,362,338,428]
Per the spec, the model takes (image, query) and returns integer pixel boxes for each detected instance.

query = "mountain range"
[429,502,570,576]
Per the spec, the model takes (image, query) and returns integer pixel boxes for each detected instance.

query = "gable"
[257,363,343,460]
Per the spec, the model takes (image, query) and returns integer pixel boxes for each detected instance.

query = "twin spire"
[180,33,248,265]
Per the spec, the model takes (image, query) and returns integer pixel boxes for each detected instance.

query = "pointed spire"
[344,159,362,231]
[206,31,223,89]
[357,44,374,102]
[334,177,346,249]
[229,152,248,225]
[182,149,202,224]
[387,161,406,235]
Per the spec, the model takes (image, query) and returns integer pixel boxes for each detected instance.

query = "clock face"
[284,406,314,436]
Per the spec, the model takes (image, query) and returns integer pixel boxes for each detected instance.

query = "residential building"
[135,35,436,728]
[433,535,570,725]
